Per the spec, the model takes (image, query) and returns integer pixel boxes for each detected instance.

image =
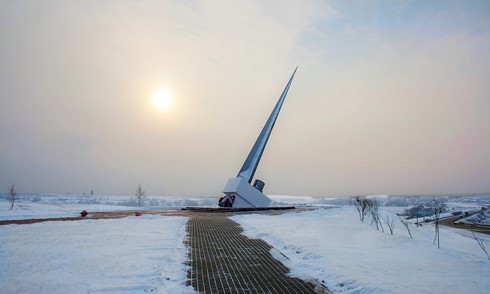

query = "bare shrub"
[366,198,384,232]
[353,196,388,233]
[398,216,413,239]
[472,231,489,260]
[384,214,396,235]
[353,196,368,222]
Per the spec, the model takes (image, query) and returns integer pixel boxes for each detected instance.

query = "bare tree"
[472,231,489,260]
[398,216,413,239]
[7,184,17,210]
[384,214,396,235]
[432,198,442,248]
[135,184,145,207]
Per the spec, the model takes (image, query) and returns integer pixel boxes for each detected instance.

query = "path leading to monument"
[188,214,328,293]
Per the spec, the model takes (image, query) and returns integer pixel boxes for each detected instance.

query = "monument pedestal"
[223,177,272,208]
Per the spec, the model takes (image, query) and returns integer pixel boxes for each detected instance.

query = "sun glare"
[152,89,174,111]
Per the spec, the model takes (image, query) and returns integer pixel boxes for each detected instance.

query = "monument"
[222,67,298,208]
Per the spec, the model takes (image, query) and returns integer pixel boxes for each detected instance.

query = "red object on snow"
[135,211,142,216]
[80,210,88,217]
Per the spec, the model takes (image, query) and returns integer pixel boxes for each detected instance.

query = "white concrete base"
[223,177,272,208]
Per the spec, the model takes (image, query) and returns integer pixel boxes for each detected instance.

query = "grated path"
[188,214,324,293]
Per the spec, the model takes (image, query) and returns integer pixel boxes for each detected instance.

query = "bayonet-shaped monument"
[223,67,298,208]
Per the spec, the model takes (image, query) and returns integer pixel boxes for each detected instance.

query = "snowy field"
[1,194,489,293]
[233,207,490,293]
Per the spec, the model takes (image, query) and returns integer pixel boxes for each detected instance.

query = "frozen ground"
[233,207,490,293]
[1,194,489,293]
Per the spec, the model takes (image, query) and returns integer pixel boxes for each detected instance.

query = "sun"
[152,89,174,111]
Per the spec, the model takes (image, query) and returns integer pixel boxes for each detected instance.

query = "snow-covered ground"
[0,201,135,221]
[1,194,489,293]
[0,195,215,221]
[0,215,194,294]
[234,207,490,293]
[456,210,490,225]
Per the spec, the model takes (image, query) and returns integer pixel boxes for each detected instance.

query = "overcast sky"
[1,0,489,197]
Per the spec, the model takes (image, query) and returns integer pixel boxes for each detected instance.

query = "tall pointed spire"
[237,67,298,183]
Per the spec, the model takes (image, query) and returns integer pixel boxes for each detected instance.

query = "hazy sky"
[1,0,489,197]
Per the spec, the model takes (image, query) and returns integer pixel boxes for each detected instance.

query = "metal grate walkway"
[188,214,326,293]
